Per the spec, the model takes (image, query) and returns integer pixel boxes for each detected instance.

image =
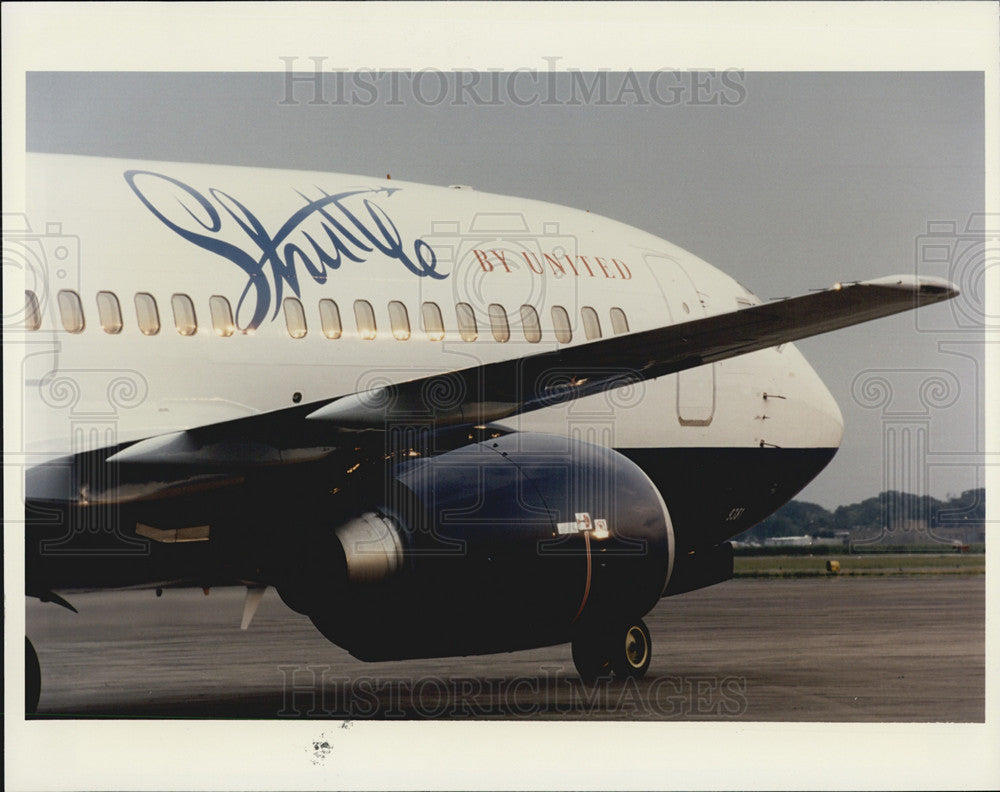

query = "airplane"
[14,152,958,713]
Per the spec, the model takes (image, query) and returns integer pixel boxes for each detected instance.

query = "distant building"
[765,535,813,547]
[851,518,982,548]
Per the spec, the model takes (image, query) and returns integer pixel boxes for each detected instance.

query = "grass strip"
[734,553,984,577]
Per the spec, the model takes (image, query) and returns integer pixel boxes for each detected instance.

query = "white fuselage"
[20,153,843,459]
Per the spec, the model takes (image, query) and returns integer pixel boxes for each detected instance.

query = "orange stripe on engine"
[572,530,592,623]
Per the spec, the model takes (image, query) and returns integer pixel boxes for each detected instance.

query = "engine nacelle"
[307,432,675,661]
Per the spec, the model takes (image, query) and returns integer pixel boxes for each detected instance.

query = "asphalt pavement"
[25,576,984,721]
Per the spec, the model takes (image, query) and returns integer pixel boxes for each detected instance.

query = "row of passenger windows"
[24,290,631,343]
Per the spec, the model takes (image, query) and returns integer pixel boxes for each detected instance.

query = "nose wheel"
[572,619,652,683]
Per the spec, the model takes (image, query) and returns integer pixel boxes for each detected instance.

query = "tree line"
[740,488,986,542]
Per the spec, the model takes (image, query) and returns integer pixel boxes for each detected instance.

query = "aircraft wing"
[305,274,957,427]
[99,274,956,474]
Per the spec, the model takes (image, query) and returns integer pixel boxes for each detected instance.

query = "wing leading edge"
[306,274,958,429]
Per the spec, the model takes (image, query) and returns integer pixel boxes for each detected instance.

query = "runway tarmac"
[25,576,984,721]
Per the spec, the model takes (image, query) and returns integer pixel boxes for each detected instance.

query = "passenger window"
[210,295,235,337]
[96,291,123,334]
[283,297,307,338]
[25,290,41,331]
[421,302,445,341]
[488,304,510,343]
[520,305,541,343]
[319,299,342,339]
[58,290,85,334]
[581,306,602,340]
[456,302,477,342]
[610,307,629,335]
[388,300,410,340]
[171,293,197,336]
[134,293,160,335]
[354,299,377,340]
[551,305,572,343]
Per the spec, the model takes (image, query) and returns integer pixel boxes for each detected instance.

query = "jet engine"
[295,432,675,664]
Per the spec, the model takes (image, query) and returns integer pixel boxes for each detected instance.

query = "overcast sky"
[26,70,985,509]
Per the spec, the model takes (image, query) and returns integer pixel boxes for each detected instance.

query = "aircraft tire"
[26,637,41,714]
[571,633,614,684]
[611,619,652,680]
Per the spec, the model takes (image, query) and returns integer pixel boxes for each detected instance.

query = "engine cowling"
[305,432,675,662]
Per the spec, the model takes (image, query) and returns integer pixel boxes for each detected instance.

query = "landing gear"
[614,621,652,679]
[26,637,40,714]
[572,618,652,683]
[571,633,614,684]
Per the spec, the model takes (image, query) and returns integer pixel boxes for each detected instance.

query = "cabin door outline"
[644,252,716,426]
